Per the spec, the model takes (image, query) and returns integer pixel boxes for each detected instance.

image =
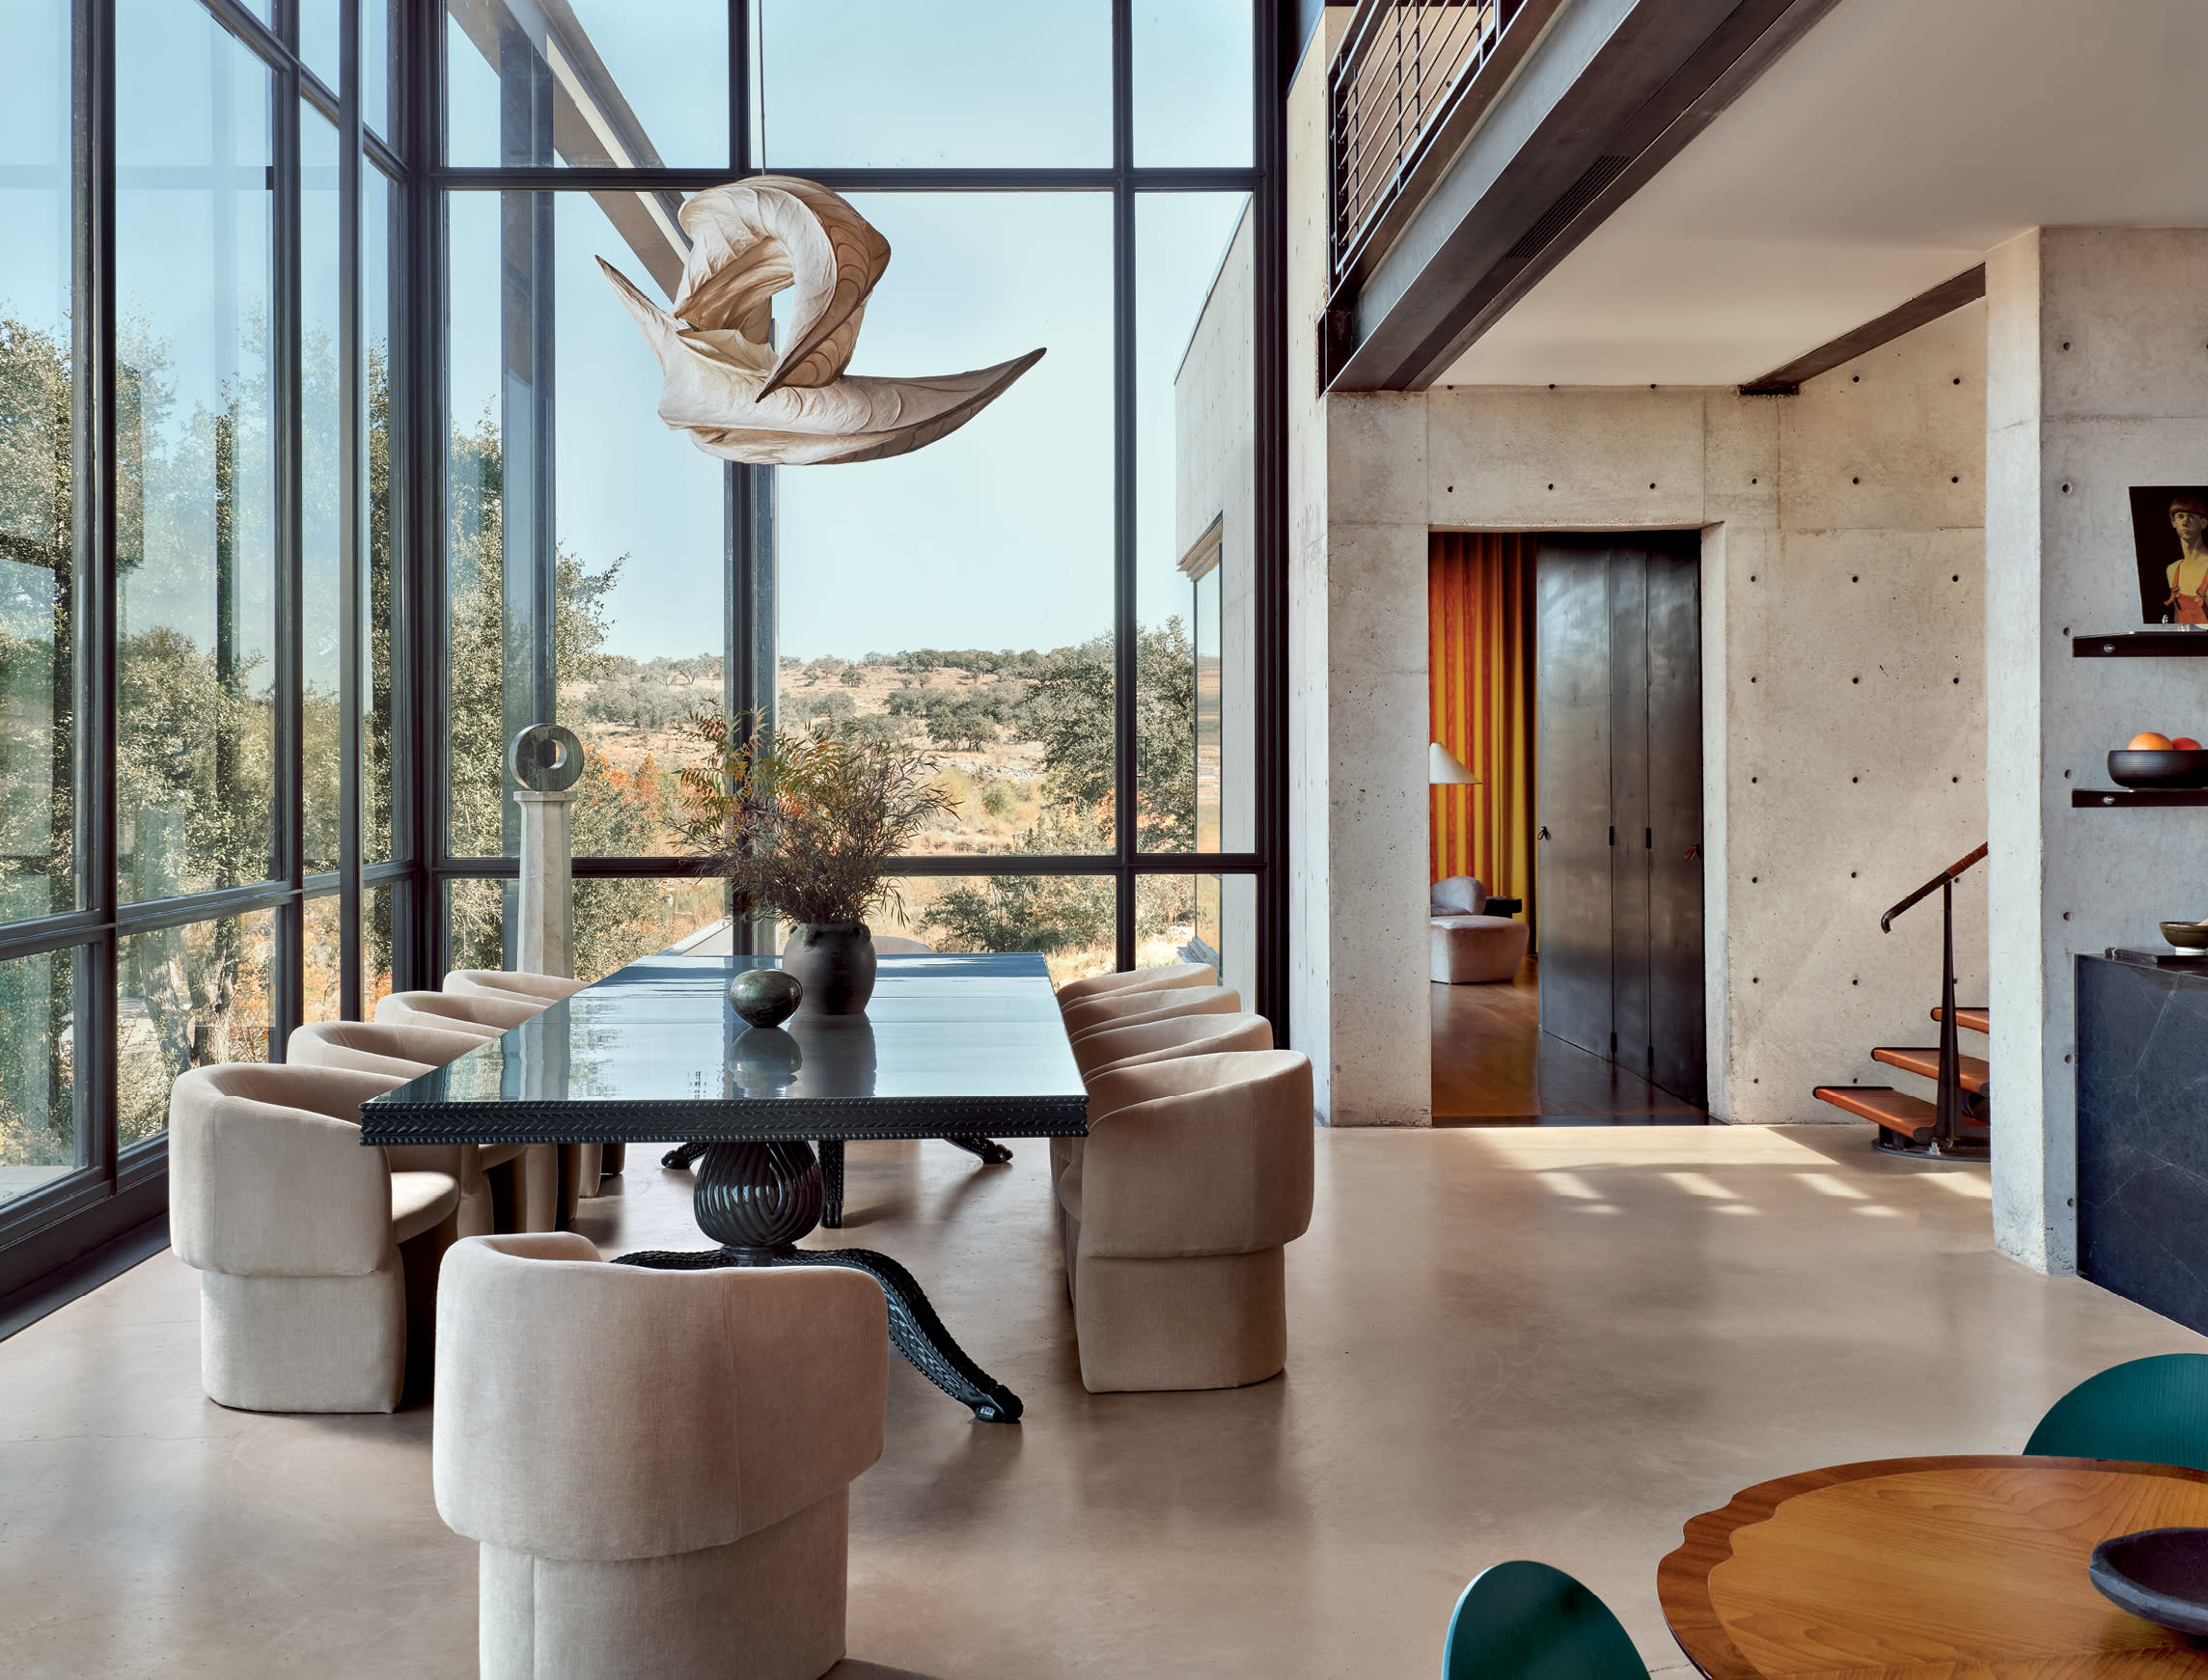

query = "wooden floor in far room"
[1432,956,1709,1123]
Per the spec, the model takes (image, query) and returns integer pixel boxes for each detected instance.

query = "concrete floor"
[3,1124,2200,1678]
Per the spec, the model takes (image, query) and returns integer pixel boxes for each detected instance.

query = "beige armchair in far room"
[1429,875,1530,984]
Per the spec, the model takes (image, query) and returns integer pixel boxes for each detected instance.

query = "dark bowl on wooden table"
[2161,922,2208,951]
[2110,749,2208,788]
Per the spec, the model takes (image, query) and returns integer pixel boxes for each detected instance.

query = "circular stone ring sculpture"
[508,723,584,792]
[595,176,1044,467]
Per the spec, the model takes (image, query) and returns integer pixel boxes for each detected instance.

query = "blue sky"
[1,0,1257,668]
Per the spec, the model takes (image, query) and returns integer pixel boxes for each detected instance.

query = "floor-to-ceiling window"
[0,0,400,1290]
[0,0,1283,1297]
[435,0,1282,993]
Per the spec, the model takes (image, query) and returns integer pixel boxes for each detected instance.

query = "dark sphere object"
[729,967,803,1028]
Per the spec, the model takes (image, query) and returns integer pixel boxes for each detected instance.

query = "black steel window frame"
[0,0,1291,1298]
[0,0,400,1293]
[414,1,1290,1016]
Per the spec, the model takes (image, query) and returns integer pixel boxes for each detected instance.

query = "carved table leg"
[946,1136,1014,1166]
[817,1139,845,1227]
[610,1138,1021,1423]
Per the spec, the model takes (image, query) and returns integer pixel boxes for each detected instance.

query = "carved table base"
[657,1132,1013,1227]
[617,1139,1021,1423]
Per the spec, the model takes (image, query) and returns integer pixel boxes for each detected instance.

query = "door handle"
[1684,844,1699,862]
[1538,826,1550,840]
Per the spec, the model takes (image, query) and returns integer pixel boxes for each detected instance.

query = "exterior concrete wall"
[1174,205,1257,856]
[1984,227,2208,1276]
[1288,249,1989,1122]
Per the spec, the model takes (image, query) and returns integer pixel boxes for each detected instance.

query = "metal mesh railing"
[1329,0,1525,287]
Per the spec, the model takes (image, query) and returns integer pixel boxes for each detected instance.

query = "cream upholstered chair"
[1054,1010,1278,1210]
[288,1021,559,1235]
[434,1233,888,1680]
[440,971,631,1188]
[169,1061,458,1413]
[445,969,590,1006]
[377,989,537,1035]
[378,991,604,1209]
[1062,983,1241,1045]
[1055,960,1217,1013]
[1059,1051,1314,1393]
[1074,1008,1275,1082]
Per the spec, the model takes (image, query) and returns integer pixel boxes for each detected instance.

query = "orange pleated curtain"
[1429,533,1536,933]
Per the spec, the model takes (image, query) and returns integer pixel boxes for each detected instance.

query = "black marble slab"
[2077,952,2208,1335]
[357,951,1089,1147]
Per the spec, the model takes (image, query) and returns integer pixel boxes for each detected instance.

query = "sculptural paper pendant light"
[1429,742,1481,785]
[598,176,1045,466]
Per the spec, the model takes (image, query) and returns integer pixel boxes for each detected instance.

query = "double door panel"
[1535,537,1705,1106]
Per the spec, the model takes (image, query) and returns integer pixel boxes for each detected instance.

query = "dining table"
[356,950,1090,1424]
[1659,1453,2208,1676]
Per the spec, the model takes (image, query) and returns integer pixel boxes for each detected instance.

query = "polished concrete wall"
[1287,10,1988,1124]
[1984,227,2208,1275]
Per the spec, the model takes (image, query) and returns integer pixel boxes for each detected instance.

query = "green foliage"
[1019,620,1198,849]
[674,707,953,927]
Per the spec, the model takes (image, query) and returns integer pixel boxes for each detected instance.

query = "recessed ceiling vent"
[1505,154,1632,262]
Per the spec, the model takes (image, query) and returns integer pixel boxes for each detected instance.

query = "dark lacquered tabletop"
[356,951,1089,1146]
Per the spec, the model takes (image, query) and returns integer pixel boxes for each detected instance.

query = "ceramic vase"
[784,921,876,1015]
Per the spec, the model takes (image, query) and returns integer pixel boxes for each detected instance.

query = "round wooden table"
[1659,1455,2208,1677]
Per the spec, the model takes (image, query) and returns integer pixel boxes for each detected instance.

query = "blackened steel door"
[1534,544,1613,1060]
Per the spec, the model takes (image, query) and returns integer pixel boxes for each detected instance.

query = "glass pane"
[365,0,391,139]
[366,168,396,864]
[1140,871,1256,1004]
[551,192,722,858]
[300,0,340,92]
[302,105,342,874]
[1137,192,1256,853]
[0,0,79,923]
[118,909,274,1149]
[445,876,507,974]
[0,946,79,1207]
[573,876,724,982]
[363,880,394,1011]
[892,873,1116,988]
[757,1,1109,168]
[304,892,342,1022]
[1133,0,1254,167]
[775,194,1115,858]
[117,0,278,903]
[446,0,729,168]
[448,189,719,860]
[444,191,512,860]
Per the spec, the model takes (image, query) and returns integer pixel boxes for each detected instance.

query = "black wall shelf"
[2072,633,2208,657]
[2073,788,2208,807]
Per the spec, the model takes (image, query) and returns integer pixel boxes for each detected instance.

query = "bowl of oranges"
[2111,731,2208,788]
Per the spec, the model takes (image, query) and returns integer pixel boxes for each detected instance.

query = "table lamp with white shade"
[1429,742,1480,785]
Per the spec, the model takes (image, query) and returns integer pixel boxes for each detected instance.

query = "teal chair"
[2024,1353,2208,1471]
[1442,1560,1648,1679]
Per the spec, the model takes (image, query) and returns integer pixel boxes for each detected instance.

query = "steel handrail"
[1878,841,1987,934]
[1876,840,1987,1155]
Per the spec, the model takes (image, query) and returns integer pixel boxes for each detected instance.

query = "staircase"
[1811,845,1992,1158]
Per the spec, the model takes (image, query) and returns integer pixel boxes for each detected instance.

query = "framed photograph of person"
[2131,486,2208,625]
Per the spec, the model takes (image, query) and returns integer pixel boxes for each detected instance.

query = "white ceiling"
[1436,0,2208,387]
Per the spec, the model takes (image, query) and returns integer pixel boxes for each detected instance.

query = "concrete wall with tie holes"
[1296,306,1989,1125]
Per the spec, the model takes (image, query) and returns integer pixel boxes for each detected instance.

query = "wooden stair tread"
[1870,1046,1990,1093]
[1814,1086,1935,1138]
[1931,1005,1990,1035]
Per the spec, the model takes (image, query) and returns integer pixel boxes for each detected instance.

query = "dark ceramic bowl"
[2090,1527,2208,1636]
[2110,749,2208,788]
[2162,922,2208,951]
[728,967,803,1029]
